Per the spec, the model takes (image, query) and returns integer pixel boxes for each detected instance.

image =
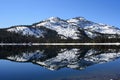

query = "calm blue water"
[0,59,120,80]
[0,46,120,80]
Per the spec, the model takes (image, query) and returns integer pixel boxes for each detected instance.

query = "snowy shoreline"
[0,43,120,45]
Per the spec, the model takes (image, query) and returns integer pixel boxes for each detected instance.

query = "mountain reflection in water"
[0,46,120,71]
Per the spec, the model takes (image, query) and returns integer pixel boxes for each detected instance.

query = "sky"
[0,0,120,28]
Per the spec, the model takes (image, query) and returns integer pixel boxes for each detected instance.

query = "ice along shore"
[0,43,120,46]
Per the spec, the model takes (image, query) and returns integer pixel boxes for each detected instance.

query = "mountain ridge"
[1,17,120,43]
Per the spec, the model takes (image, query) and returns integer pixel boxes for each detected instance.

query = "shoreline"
[0,43,120,45]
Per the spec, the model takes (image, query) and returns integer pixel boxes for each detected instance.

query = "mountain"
[67,17,120,38]
[32,17,81,39]
[1,17,120,42]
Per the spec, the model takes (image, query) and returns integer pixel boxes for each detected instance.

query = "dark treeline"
[0,29,120,43]
[92,34,120,43]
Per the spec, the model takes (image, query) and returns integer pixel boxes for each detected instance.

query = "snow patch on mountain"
[67,17,120,38]
[7,26,45,38]
[67,17,94,28]
[84,24,120,34]
[34,17,80,39]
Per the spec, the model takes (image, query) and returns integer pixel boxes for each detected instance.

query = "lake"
[0,45,120,80]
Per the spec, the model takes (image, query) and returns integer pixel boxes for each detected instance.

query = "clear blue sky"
[0,0,120,28]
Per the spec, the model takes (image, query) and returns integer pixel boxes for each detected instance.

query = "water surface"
[0,46,120,80]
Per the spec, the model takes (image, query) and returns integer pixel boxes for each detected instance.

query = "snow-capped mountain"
[67,17,120,38]
[67,17,120,34]
[33,17,81,39]
[5,17,120,40]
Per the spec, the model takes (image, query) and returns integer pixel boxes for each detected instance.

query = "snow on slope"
[84,24,120,34]
[6,17,120,39]
[67,17,120,35]
[67,17,93,28]
[34,17,80,39]
[7,26,45,38]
